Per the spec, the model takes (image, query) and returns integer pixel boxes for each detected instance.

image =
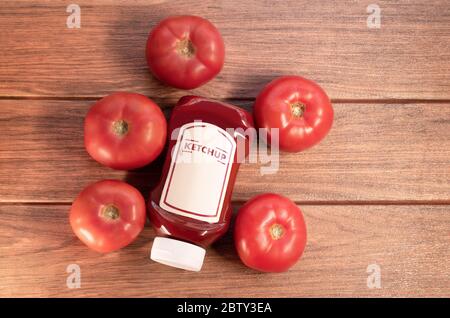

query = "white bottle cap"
[150,237,206,272]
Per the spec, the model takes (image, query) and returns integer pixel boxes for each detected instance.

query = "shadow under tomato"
[210,211,245,268]
[123,224,156,252]
[105,3,182,97]
[122,160,162,253]
[123,151,165,203]
[123,102,173,200]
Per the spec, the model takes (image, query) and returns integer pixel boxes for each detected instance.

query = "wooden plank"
[0,0,449,99]
[0,204,448,297]
[1,99,449,203]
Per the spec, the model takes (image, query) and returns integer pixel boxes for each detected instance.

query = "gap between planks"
[1,200,450,206]
[1,96,450,104]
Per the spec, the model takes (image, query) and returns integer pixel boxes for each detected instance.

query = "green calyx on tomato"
[112,120,129,137]
[269,223,285,240]
[176,38,196,58]
[290,101,306,118]
[100,204,121,221]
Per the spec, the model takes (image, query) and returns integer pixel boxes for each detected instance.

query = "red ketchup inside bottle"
[148,96,254,271]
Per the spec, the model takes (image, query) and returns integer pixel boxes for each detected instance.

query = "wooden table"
[0,0,449,297]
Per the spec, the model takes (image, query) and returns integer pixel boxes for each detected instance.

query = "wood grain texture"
[0,99,449,203]
[0,0,449,298]
[0,0,449,99]
[0,204,448,297]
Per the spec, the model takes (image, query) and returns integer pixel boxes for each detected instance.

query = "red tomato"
[84,92,167,170]
[146,15,225,89]
[234,193,307,272]
[254,76,333,152]
[70,180,146,253]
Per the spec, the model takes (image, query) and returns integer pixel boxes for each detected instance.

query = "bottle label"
[160,122,236,223]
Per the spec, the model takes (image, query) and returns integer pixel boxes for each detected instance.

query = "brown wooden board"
[0,0,449,99]
[0,100,449,203]
[0,0,449,298]
[0,204,448,297]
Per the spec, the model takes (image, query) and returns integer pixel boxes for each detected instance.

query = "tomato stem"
[112,120,129,137]
[176,38,196,58]
[290,102,306,118]
[101,204,120,221]
[269,223,285,240]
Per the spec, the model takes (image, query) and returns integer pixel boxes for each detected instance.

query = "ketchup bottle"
[148,96,254,271]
